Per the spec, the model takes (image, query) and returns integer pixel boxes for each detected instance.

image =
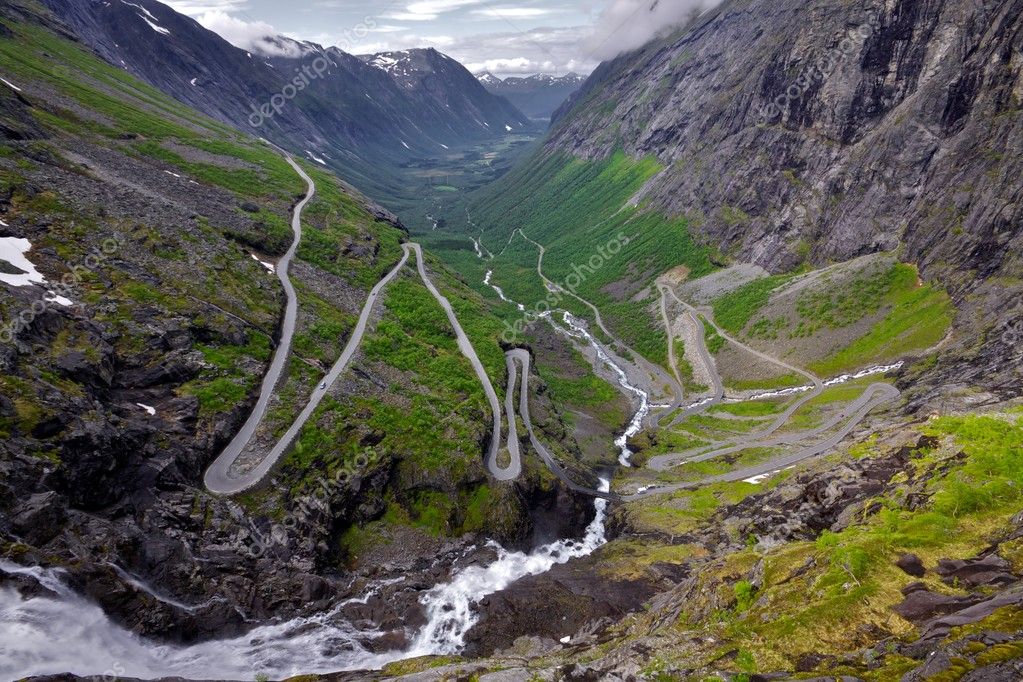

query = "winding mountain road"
[625,382,900,500]
[507,349,618,501]
[409,243,514,481]
[204,165,509,493]
[203,156,312,494]
[662,285,824,433]
[517,229,684,417]
[659,285,687,400]
[205,243,410,494]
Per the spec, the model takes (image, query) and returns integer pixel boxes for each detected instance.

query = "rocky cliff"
[539,0,1022,399]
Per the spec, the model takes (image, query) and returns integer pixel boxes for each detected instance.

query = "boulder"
[896,553,927,578]
[10,491,67,545]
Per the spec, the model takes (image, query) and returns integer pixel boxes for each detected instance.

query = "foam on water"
[559,312,650,466]
[0,270,651,680]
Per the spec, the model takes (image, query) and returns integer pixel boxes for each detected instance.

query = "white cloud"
[190,9,293,55]
[583,0,718,60]
[384,0,484,22]
[471,7,557,19]
[163,0,249,15]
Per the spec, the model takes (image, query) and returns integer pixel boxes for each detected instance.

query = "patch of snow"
[504,125,512,131]
[560,636,571,644]
[400,140,410,150]
[0,237,47,287]
[439,143,448,149]
[251,254,274,273]
[120,0,157,22]
[190,77,197,86]
[0,218,7,227]
[163,170,181,178]
[136,403,156,416]
[43,291,73,307]
[138,15,170,35]
[305,150,327,165]
[1,77,22,92]
[743,473,773,485]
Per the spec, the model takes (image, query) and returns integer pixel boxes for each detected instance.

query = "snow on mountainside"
[42,0,532,201]
[477,72,586,121]
[359,48,530,131]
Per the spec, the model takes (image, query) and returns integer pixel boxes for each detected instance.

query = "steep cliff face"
[541,0,1023,396]
[553,0,1021,278]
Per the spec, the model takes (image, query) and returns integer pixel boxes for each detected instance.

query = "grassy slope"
[0,17,307,428]
[1,13,523,544]
[600,408,1023,680]
[435,150,717,369]
[709,261,953,376]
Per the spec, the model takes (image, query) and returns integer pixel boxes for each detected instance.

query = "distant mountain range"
[476,72,586,120]
[42,0,531,201]
[357,49,529,138]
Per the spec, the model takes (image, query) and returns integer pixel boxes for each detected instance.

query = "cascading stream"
[0,268,651,682]
[558,312,651,466]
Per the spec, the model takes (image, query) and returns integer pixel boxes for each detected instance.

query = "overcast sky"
[163,0,712,77]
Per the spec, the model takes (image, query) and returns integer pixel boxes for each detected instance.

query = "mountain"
[0,0,590,670]
[469,0,1022,398]
[477,71,586,120]
[359,48,531,137]
[39,0,531,203]
[5,0,1023,679]
[425,0,1023,676]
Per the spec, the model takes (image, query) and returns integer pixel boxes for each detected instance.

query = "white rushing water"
[1,481,612,680]
[748,361,906,400]
[405,478,611,656]
[484,269,525,311]
[0,262,649,681]
[559,312,651,466]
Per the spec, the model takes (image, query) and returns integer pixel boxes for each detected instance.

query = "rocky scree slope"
[0,0,586,651]
[41,0,532,202]
[548,0,1023,399]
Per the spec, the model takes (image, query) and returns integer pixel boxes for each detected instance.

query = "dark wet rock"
[9,491,67,545]
[464,551,663,657]
[0,568,59,600]
[0,393,14,417]
[935,554,1017,587]
[894,585,986,623]
[896,553,927,578]
[795,652,835,673]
